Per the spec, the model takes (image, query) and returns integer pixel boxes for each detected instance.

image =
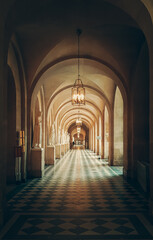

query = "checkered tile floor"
[1,149,153,240]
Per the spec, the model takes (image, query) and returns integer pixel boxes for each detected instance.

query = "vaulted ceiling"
[8,0,146,131]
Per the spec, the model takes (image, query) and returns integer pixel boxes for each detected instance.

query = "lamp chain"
[77,29,82,81]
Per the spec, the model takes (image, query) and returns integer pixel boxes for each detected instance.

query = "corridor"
[1,150,153,239]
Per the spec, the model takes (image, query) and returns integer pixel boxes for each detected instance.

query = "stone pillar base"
[31,148,44,177]
[46,146,55,164]
[97,150,99,155]
[61,144,65,156]
[55,144,61,159]
[65,143,67,153]
[67,143,69,151]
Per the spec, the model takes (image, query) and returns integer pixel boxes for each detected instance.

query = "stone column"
[97,119,99,155]
[61,129,64,144]
[101,111,104,159]
[55,126,61,159]
[61,144,65,156]
[109,109,114,166]
[55,144,61,159]
[58,127,61,144]
[92,126,94,152]
[51,124,55,146]
[98,116,101,156]
[94,122,97,153]
[48,123,52,145]
[64,143,67,153]
[89,128,93,151]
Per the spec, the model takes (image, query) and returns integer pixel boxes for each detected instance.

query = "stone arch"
[29,86,46,176]
[7,41,21,132]
[60,108,97,130]
[63,115,93,131]
[6,66,16,183]
[66,119,91,131]
[31,87,45,149]
[7,38,27,183]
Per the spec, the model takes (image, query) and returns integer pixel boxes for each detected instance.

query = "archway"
[7,67,16,183]
[30,87,46,177]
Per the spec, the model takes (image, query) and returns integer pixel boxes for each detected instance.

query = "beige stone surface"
[46,146,55,165]
[31,148,44,177]
[55,144,61,159]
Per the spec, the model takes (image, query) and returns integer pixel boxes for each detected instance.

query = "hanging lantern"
[72,80,85,105]
[72,29,85,105]
[77,127,81,133]
[76,118,82,126]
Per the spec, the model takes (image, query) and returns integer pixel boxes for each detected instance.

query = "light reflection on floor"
[1,149,153,240]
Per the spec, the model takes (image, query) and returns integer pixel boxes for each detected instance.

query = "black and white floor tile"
[1,150,153,240]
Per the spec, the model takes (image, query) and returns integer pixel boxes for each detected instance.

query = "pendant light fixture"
[72,29,85,105]
[76,118,82,126]
[77,127,81,133]
[76,110,82,126]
